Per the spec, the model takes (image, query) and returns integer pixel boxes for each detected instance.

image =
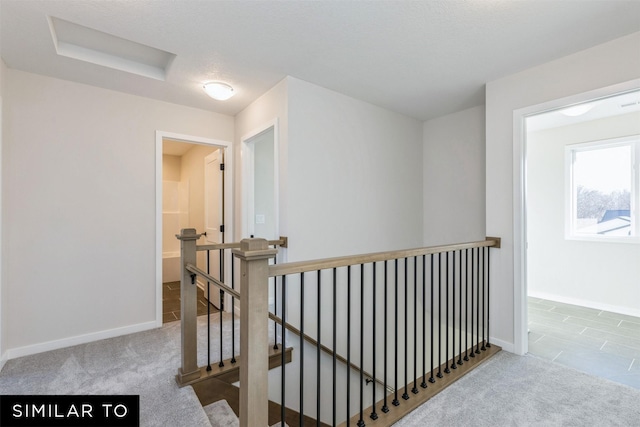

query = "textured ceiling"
[2,0,639,121]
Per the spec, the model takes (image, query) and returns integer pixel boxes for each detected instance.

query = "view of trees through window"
[576,186,630,220]
[571,142,634,237]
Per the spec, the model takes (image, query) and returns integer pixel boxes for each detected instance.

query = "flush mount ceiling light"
[560,103,594,117]
[203,82,235,101]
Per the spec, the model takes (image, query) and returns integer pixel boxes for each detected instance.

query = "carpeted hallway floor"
[1,313,639,426]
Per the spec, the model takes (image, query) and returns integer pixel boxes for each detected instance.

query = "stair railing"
[177,230,501,426]
[175,230,285,387]
[266,237,501,426]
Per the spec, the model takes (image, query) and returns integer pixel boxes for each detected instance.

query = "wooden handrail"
[197,236,288,251]
[268,313,393,394]
[269,237,500,277]
[185,263,241,300]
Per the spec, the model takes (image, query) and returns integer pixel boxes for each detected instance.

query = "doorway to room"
[155,132,233,325]
[522,89,640,389]
[241,121,279,242]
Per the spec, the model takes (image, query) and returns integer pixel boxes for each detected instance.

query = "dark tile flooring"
[528,297,640,389]
[163,281,218,324]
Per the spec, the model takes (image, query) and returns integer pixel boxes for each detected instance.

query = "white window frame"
[565,135,640,243]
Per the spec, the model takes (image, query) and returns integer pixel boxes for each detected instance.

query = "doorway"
[155,131,233,326]
[241,120,279,242]
[518,88,640,389]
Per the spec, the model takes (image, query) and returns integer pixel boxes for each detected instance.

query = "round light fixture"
[560,103,594,117]
[203,82,235,101]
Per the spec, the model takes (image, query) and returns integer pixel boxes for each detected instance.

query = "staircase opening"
[174,232,501,425]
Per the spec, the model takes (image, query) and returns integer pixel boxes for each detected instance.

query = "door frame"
[512,78,640,355]
[155,131,233,327]
[240,118,279,241]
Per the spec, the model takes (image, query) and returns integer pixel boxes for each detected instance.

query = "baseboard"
[6,320,158,360]
[0,351,8,372]
[529,291,640,318]
[489,337,514,353]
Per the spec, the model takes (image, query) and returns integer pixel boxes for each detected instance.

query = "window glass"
[572,145,631,237]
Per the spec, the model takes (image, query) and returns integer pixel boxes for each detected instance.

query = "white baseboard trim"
[6,320,158,360]
[489,337,514,353]
[529,291,640,318]
[0,351,8,372]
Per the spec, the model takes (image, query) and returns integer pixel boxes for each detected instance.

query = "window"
[566,136,639,242]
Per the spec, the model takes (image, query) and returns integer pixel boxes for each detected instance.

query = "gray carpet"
[3,317,639,427]
[393,351,640,427]
[0,312,240,427]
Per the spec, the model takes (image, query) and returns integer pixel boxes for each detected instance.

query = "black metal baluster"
[281,275,286,425]
[371,262,378,420]
[481,247,486,352]
[451,251,457,371]
[317,270,321,426]
[465,249,470,361]
[392,259,399,406]
[476,247,481,355]
[274,272,278,350]
[469,248,475,359]
[412,257,419,394]
[402,258,409,400]
[429,254,435,384]
[487,247,492,348]
[231,250,236,364]
[347,266,352,422]
[300,273,305,427]
[381,261,389,413]
[332,268,337,427]
[206,250,212,371]
[219,249,224,367]
[421,255,428,389]
[358,264,365,427]
[445,252,450,375]
[437,253,443,378]
[458,250,463,366]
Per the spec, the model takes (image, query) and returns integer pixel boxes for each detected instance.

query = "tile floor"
[528,297,640,389]
[163,281,219,323]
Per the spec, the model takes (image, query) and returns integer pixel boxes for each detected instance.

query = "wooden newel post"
[176,228,202,385]
[233,238,278,427]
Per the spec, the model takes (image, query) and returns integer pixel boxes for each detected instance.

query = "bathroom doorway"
[155,131,233,325]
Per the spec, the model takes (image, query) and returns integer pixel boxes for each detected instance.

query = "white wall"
[527,112,640,316]
[285,77,424,422]
[2,69,234,357]
[423,105,485,246]
[486,31,640,351]
[287,76,424,261]
[0,58,6,366]
[237,75,423,260]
